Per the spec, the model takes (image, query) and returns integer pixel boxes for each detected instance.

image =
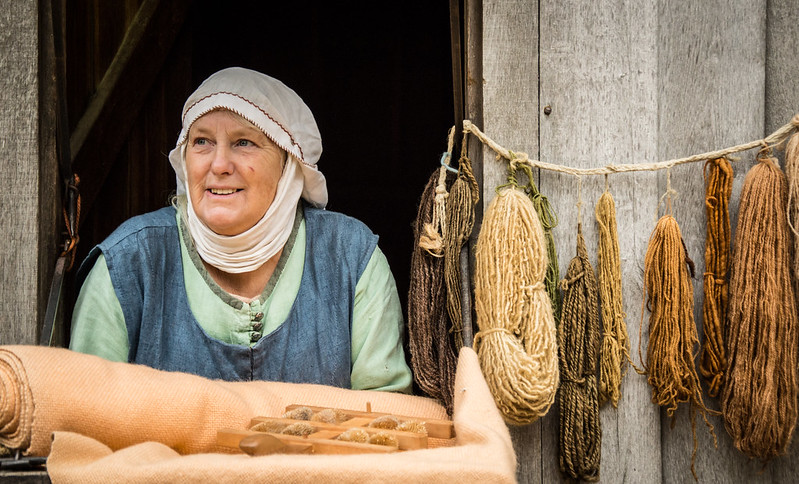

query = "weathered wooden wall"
[0,0,59,346]
[477,0,799,482]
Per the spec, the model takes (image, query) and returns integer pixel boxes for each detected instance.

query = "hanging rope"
[444,136,480,350]
[594,182,629,408]
[407,165,457,414]
[462,115,799,176]
[558,224,601,481]
[638,212,716,480]
[699,158,733,399]
[473,184,559,425]
[722,153,799,462]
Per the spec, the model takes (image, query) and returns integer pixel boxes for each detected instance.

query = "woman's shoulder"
[303,205,374,235]
[101,206,178,248]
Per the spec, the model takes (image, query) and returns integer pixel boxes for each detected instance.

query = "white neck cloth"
[183,153,304,274]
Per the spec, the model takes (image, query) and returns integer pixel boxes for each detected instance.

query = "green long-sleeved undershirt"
[70,211,412,393]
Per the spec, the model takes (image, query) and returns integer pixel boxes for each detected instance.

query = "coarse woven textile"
[0,345,516,483]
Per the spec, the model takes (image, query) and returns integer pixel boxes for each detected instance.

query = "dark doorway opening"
[66,1,454,329]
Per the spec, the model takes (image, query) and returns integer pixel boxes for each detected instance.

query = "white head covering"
[168,67,327,273]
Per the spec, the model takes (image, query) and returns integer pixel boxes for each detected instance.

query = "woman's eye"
[236,139,253,147]
[192,137,208,146]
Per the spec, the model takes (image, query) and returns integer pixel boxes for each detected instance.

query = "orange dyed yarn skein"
[639,214,715,479]
[699,157,733,398]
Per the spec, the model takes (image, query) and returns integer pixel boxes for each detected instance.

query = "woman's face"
[185,110,285,236]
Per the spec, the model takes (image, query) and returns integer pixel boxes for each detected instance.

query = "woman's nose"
[210,144,234,174]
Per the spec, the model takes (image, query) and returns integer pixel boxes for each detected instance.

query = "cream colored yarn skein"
[474,186,560,425]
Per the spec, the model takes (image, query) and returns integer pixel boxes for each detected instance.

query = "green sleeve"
[69,254,130,362]
[350,247,412,393]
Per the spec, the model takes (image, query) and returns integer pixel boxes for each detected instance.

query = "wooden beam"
[0,0,58,345]
[70,0,193,223]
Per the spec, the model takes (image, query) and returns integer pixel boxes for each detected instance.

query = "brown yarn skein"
[407,167,457,413]
[699,158,733,398]
[595,189,630,407]
[722,155,799,462]
[558,226,601,482]
[640,214,715,480]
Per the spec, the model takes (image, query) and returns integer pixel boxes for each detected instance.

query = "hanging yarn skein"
[473,184,559,425]
[444,147,480,350]
[639,213,715,479]
[699,158,733,398]
[594,186,629,408]
[407,166,457,413]
[722,153,799,462]
[515,158,561,321]
[558,225,601,481]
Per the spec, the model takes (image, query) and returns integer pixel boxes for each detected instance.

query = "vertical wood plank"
[765,0,799,135]
[538,1,661,482]
[766,0,799,480]
[0,0,43,344]
[480,1,542,482]
[656,1,772,482]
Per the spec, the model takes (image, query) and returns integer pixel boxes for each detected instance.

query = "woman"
[70,67,411,392]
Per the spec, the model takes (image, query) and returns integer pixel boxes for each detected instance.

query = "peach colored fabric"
[0,345,516,483]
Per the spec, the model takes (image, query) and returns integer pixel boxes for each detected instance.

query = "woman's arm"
[350,247,412,393]
[69,254,130,362]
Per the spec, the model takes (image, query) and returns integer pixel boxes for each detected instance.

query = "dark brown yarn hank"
[558,226,601,482]
[640,214,715,480]
[407,168,457,413]
[722,155,799,462]
[700,157,733,398]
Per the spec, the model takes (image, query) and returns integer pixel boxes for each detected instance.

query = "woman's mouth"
[208,188,240,195]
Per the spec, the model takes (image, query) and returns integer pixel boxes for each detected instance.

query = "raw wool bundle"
[722,154,798,462]
[473,186,559,425]
[407,167,457,413]
[515,159,561,321]
[444,154,480,350]
[785,123,799,284]
[557,226,601,482]
[594,188,629,407]
[640,214,715,479]
[699,158,733,398]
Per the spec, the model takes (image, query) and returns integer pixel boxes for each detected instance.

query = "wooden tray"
[218,404,455,456]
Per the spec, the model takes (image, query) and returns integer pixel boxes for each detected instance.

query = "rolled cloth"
[0,345,516,483]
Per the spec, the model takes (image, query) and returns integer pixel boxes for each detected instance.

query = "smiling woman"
[69,68,413,393]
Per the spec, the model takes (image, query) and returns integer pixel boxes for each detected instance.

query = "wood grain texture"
[538,1,661,482]
[0,0,41,345]
[765,0,799,135]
